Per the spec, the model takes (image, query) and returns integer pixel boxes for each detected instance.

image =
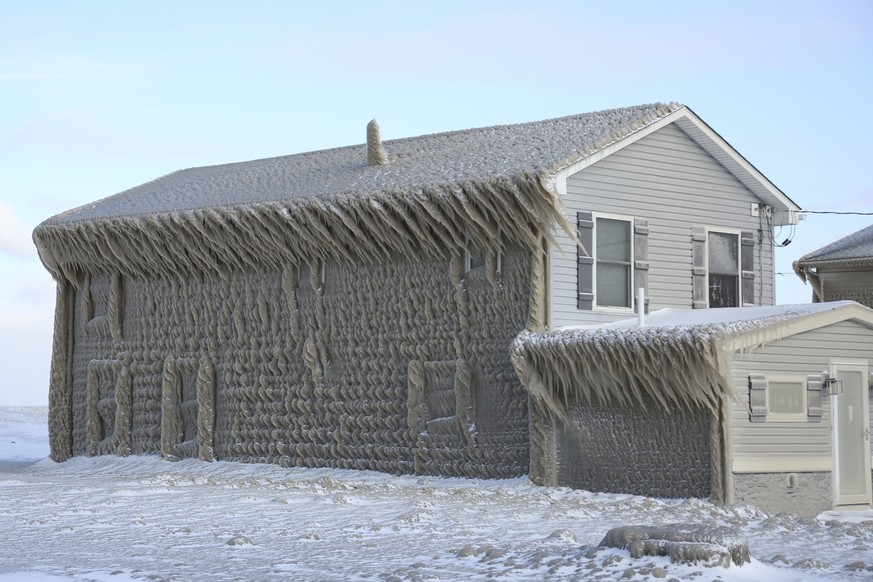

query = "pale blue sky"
[1,1,871,405]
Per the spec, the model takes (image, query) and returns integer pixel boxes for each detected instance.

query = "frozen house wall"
[58,246,537,478]
[553,399,713,499]
[729,320,873,515]
[817,270,873,308]
[512,325,733,502]
[551,123,775,327]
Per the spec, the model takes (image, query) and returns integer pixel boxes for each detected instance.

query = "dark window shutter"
[806,374,823,422]
[691,228,707,309]
[749,374,767,422]
[577,211,594,310]
[634,218,650,314]
[741,230,756,306]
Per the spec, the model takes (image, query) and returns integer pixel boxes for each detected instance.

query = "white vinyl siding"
[551,123,774,327]
[730,320,873,468]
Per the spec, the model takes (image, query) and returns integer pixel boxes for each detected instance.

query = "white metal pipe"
[637,287,645,326]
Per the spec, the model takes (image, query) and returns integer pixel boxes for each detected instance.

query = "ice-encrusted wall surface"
[65,247,534,478]
[556,402,712,498]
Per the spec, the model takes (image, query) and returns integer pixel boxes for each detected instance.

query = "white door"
[833,362,872,507]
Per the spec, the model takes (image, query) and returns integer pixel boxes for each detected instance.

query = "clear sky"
[1,1,871,405]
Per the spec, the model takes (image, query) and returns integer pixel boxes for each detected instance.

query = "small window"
[707,231,740,308]
[464,234,502,277]
[595,217,633,308]
[766,376,807,422]
[465,244,485,272]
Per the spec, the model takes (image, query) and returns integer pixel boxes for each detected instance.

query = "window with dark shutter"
[692,228,757,309]
[749,374,819,423]
[708,231,740,308]
[595,217,632,308]
[578,212,645,311]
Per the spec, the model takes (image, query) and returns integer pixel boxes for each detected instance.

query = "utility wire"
[799,210,873,216]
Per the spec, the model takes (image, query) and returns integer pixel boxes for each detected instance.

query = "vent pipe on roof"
[367,119,388,166]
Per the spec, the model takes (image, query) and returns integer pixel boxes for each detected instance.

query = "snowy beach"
[0,407,871,581]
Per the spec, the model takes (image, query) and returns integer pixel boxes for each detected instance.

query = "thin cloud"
[0,202,37,258]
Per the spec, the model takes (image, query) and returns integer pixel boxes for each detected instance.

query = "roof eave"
[726,302,873,352]
[793,256,873,270]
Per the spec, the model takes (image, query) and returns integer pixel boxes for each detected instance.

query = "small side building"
[512,302,873,516]
[794,224,873,308]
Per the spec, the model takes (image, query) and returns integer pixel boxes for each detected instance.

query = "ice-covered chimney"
[367,119,388,166]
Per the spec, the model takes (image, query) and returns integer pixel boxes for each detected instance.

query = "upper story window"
[707,231,740,308]
[577,211,649,313]
[691,227,755,309]
[596,217,633,309]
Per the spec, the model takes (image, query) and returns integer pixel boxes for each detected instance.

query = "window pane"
[708,274,738,308]
[597,218,631,262]
[597,263,630,307]
[769,382,804,415]
[708,232,738,275]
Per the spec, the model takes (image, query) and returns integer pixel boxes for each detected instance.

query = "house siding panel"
[729,321,873,464]
[551,124,774,327]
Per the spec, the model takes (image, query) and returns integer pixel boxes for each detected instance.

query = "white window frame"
[593,212,635,313]
[705,227,742,308]
[464,233,503,275]
[765,374,808,422]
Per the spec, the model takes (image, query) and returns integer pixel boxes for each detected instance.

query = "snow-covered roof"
[32,102,798,281]
[43,104,680,225]
[512,302,873,415]
[795,223,873,269]
[34,104,686,280]
[567,301,862,333]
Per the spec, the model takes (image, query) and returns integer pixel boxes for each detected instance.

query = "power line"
[800,210,873,216]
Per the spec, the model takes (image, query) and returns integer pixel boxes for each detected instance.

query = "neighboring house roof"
[794,224,873,269]
[513,301,873,416]
[33,103,799,282]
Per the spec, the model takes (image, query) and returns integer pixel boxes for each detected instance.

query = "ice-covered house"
[794,223,873,308]
[34,103,872,516]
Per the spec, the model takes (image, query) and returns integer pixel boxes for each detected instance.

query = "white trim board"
[733,457,832,473]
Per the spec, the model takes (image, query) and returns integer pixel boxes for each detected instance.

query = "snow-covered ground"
[1,408,871,581]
